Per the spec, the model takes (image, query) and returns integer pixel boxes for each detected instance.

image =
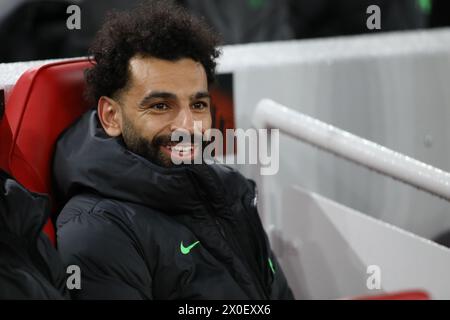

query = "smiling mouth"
[160,142,199,162]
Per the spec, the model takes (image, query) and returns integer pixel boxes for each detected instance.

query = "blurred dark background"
[0,0,448,63]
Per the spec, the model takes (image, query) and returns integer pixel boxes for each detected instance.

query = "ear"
[97,96,122,137]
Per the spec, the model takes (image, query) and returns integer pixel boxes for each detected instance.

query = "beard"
[121,114,209,168]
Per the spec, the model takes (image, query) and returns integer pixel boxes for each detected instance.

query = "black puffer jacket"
[53,109,294,300]
[0,170,67,299]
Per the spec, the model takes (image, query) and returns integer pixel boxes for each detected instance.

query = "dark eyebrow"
[138,91,210,107]
[139,91,177,107]
[190,91,210,101]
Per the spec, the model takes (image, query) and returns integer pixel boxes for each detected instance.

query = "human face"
[98,56,212,167]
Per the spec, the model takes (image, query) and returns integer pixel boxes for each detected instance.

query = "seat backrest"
[0,59,93,244]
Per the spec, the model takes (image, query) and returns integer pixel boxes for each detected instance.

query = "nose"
[170,105,195,134]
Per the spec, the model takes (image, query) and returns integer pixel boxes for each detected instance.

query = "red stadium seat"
[0,59,93,244]
[0,99,12,172]
[348,290,431,300]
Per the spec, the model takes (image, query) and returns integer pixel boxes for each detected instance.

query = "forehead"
[128,56,208,95]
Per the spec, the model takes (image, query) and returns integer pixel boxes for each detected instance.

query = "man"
[53,1,293,300]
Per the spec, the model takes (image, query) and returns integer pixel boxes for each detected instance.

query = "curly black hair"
[85,0,221,104]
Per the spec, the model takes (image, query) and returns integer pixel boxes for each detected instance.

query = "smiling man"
[53,0,293,300]
[104,56,211,167]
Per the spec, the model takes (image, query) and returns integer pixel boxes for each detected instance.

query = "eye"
[192,101,208,110]
[150,103,170,111]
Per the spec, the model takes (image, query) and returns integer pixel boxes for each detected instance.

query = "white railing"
[252,99,450,201]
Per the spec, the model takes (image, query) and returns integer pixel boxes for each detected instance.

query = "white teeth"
[164,144,195,154]
[173,146,192,152]
[163,144,197,157]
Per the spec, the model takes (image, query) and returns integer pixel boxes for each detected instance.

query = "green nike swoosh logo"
[180,240,200,255]
[268,258,276,275]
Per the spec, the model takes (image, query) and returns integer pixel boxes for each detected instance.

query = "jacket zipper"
[189,167,270,299]
[214,218,226,238]
[213,213,269,300]
[185,170,250,296]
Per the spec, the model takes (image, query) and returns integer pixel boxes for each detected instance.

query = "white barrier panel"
[231,28,450,241]
[253,98,450,201]
[276,185,450,299]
